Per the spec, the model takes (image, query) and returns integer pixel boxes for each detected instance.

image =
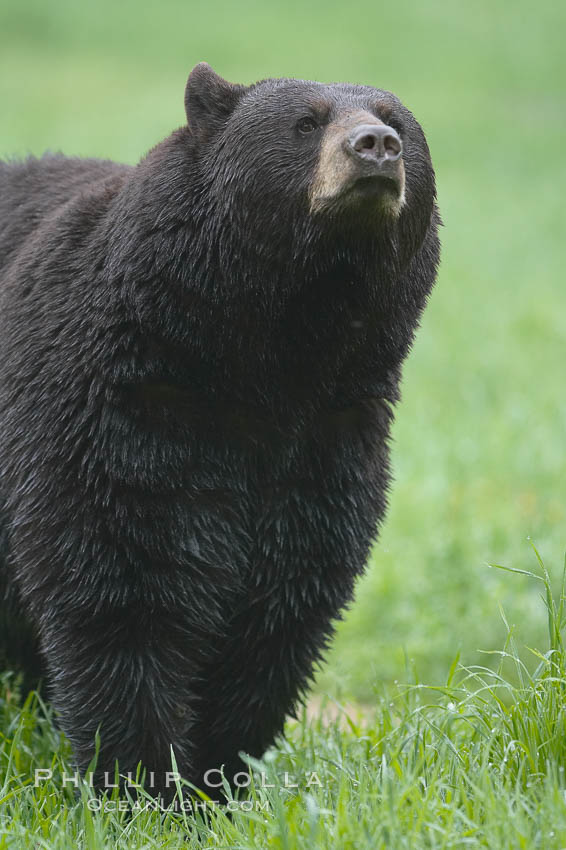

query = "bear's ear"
[185,63,247,141]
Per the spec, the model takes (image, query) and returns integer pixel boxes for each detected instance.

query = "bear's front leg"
[39,598,204,799]
[189,460,385,793]
[10,473,248,802]
[191,577,350,793]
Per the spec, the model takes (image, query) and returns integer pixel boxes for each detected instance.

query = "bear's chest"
[189,397,390,584]
[118,383,390,593]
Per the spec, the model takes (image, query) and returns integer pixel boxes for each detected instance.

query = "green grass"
[3,553,566,848]
[1,0,565,844]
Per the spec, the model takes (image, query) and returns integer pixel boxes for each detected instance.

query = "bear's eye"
[380,113,403,137]
[296,116,318,135]
[386,118,403,137]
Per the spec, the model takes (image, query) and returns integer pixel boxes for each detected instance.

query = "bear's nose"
[347,124,402,162]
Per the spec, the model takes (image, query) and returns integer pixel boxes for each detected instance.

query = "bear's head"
[183,63,436,269]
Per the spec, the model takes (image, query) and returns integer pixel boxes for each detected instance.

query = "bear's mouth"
[348,174,402,199]
[311,172,405,217]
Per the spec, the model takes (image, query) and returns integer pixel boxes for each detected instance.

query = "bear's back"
[0,154,131,276]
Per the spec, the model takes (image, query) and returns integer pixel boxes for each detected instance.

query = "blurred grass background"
[1,0,564,701]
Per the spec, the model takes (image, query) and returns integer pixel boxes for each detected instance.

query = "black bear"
[0,63,440,798]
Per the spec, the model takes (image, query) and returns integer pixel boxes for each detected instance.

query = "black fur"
[0,66,440,798]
